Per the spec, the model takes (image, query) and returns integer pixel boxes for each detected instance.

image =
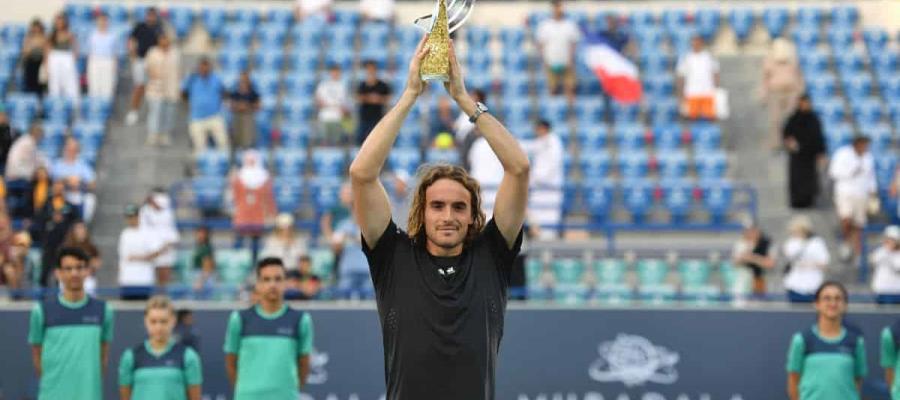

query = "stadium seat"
[311,148,348,177]
[592,258,633,303]
[273,177,304,213]
[613,124,648,151]
[501,73,531,97]
[192,176,226,211]
[71,122,104,149]
[694,150,728,180]
[360,22,390,49]
[806,73,837,98]
[656,151,689,179]
[795,7,824,28]
[540,96,570,124]
[823,121,854,153]
[827,28,854,52]
[862,123,893,150]
[611,102,640,123]
[579,150,613,179]
[863,28,888,54]
[653,123,685,150]
[42,96,73,123]
[643,72,675,97]
[629,10,656,27]
[166,6,195,39]
[326,25,357,50]
[633,25,665,49]
[661,9,687,34]
[217,50,250,74]
[221,23,254,47]
[426,149,460,165]
[332,10,361,26]
[281,97,316,122]
[648,98,679,125]
[623,179,655,221]
[584,179,615,222]
[1,23,27,46]
[831,5,859,28]
[394,26,422,52]
[499,27,525,49]
[551,259,585,286]
[388,148,422,177]
[661,179,694,222]
[728,9,755,42]
[835,51,866,75]
[500,51,530,73]
[699,179,733,223]
[324,48,355,71]
[791,26,820,50]
[215,249,253,284]
[761,8,789,38]
[283,74,318,96]
[637,259,676,303]
[464,49,493,74]
[231,8,260,26]
[691,123,722,151]
[851,97,883,125]
[813,97,846,124]
[694,9,721,41]
[576,125,608,150]
[292,22,325,46]
[503,98,533,126]
[872,52,899,77]
[465,26,491,48]
[266,8,294,27]
[573,98,605,125]
[799,49,830,74]
[250,71,281,96]
[80,96,113,122]
[874,154,898,185]
[256,23,288,46]
[7,93,40,122]
[679,259,720,302]
[310,176,344,212]
[669,26,697,55]
[273,149,308,176]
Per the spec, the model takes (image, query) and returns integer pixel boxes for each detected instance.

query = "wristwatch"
[468,102,489,123]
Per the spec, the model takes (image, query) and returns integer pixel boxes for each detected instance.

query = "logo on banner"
[588,333,680,387]
[307,348,329,385]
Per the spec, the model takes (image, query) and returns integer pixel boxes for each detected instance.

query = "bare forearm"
[101,343,109,374]
[349,91,417,182]
[787,374,800,400]
[456,96,529,175]
[187,385,201,400]
[120,387,132,400]
[887,369,895,388]
[31,346,42,377]
[299,356,310,387]
[225,355,237,386]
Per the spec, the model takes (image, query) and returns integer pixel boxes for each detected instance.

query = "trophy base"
[421,73,449,82]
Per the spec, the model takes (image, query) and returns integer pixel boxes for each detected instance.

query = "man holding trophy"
[348,0,530,397]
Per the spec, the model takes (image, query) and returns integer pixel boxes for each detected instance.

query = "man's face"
[55,255,88,292]
[365,63,377,78]
[256,265,286,303]
[146,11,158,25]
[31,126,43,141]
[853,141,869,155]
[691,37,704,52]
[63,140,79,160]
[814,286,847,320]
[126,214,139,227]
[329,67,341,80]
[96,15,108,29]
[535,124,549,137]
[552,3,564,19]
[144,308,174,343]
[198,62,211,76]
[423,179,474,252]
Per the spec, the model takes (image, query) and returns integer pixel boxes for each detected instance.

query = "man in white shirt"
[467,132,504,218]
[118,204,163,300]
[360,0,395,22]
[870,225,900,304]
[87,12,118,98]
[523,120,564,239]
[295,0,333,22]
[5,123,44,181]
[315,64,350,145]
[828,135,877,261]
[676,36,719,120]
[535,0,581,101]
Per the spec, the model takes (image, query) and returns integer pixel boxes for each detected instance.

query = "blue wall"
[0,305,896,400]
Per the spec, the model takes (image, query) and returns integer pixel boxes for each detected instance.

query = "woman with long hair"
[46,13,80,102]
[21,19,47,95]
[786,281,867,400]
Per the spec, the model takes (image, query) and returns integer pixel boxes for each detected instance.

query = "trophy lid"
[414,0,475,34]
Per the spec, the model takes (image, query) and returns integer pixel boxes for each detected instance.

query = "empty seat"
[691,123,722,150]
[576,125,608,150]
[541,96,570,124]
[622,179,655,221]
[388,148,422,177]
[80,96,113,121]
[579,150,613,179]
[823,121,854,152]
[584,179,615,222]
[273,149,308,176]
[831,6,859,28]
[310,177,343,212]
[851,97,883,125]
[791,26,820,49]
[360,22,391,48]
[256,23,288,46]
[694,9,721,41]
[694,150,728,179]
[661,9,687,34]
[863,29,888,54]
[761,8,789,38]
[426,149,460,165]
[728,9,755,42]
[231,8,260,26]
[813,97,846,124]
[699,179,733,222]
[326,25,356,50]
[311,148,348,177]
[192,176,226,210]
[661,179,695,221]
[827,28,854,52]
[835,51,865,74]
[42,96,74,123]
[281,97,315,122]
[861,122,893,150]
[466,26,491,48]
[799,49,830,74]
[221,23,254,47]
[464,49,493,74]
[614,124,649,150]
[273,177,304,213]
[499,27,525,49]
[217,50,249,73]
[794,7,824,28]
[653,123,685,150]
[656,151,689,178]
[71,122,104,149]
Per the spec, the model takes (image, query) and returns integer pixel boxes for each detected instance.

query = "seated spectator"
[319,183,352,242]
[6,123,45,217]
[360,0,395,22]
[536,0,581,101]
[182,57,229,156]
[522,120,564,239]
[295,0,333,22]
[50,137,96,221]
[297,255,322,299]
[0,107,13,176]
[731,219,775,296]
[356,60,390,145]
[4,231,33,298]
[430,96,456,139]
[33,180,78,287]
[118,203,163,300]
[260,213,308,271]
[676,36,720,120]
[231,150,276,261]
[762,38,803,150]
[61,220,100,295]
[192,227,218,299]
[315,64,350,146]
[29,166,52,219]
[144,33,180,146]
[229,71,260,150]
[782,215,830,303]
[330,186,372,299]
[871,226,900,304]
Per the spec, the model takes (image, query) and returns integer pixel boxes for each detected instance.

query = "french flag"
[583,31,642,104]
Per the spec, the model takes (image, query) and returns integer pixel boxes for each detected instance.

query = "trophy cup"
[415,0,476,82]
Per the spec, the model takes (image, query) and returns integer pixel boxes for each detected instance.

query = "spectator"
[29,166,52,219]
[871,226,900,304]
[126,7,164,126]
[784,94,827,209]
[360,0,395,22]
[331,202,373,299]
[46,14,79,102]
[191,227,218,298]
[829,135,876,262]
[61,221,100,295]
[430,96,456,139]
[231,150,276,261]
[50,137,96,221]
[0,214,13,291]
[118,203,162,300]
[319,182,352,245]
[6,121,44,182]
[34,180,78,287]
[86,12,118,99]
[144,33,180,146]
[21,19,48,96]
[600,15,630,54]
[522,120,564,239]
[782,215,830,303]
[467,130,503,218]
[182,57,229,156]
[356,60,391,145]
[295,0,333,22]
[174,309,200,351]
[536,0,581,101]
[762,38,803,150]
[140,188,180,287]
[228,71,260,149]
[0,107,14,175]
[676,35,720,120]
[260,213,308,271]
[298,255,322,299]
[731,219,775,296]
[315,64,351,146]
[892,167,900,220]
[4,231,33,298]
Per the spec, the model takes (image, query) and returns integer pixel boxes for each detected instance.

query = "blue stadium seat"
[761,8,789,38]
[882,76,900,100]
[630,10,656,27]
[80,96,112,122]
[541,96,570,124]
[863,29,888,54]
[694,149,728,180]
[728,9,755,42]
[42,97,73,123]
[502,72,531,97]
[862,123,893,150]
[358,48,389,70]
[388,148,422,177]
[273,177,304,213]
[1,24,27,46]
[691,123,722,151]
[6,92,40,121]
[648,98,679,125]
[611,102,640,123]
[795,7,824,28]
[201,8,228,39]
[499,27,525,49]
[333,10,361,26]
[653,123,685,150]
[806,73,837,98]
[827,28,854,52]
[326,25,356,50]
[195,151,230,176]
[231,8,259,26]
[273,149,307,176]
[395,122,425,149]
[500,50,530,74]
[694,9,721,41]
[311,177,343,212]
[618,150,651,179]
[643,72,675,97]
[426,149,460,165]
[699,180,733,223]
[852,97,883,125]
[166,6,194,39]
[292,22,326,46]
[872,52,899,77]
[281,97,315,122]
[874,154,898,185]
[579,150,613,179]
[843,73,873,100]
[623,179,655,222]
[835,51,866,75]
[286,59,319,81]
[266,9,294,27]
[791,26,820,50]
[584,179,615,222]
[831,6,859,28]
[656,151,689,178]
[813,97,846,124]
[254,51,285,72]
[661,179,695,222]
[72,122,104,149]
[799,49,830,74]
[464,49,493,74]
[100,4,128,24]
[324,49,355,71]
[280,125,312,149]
[256,23,288,46]
[394,26,422,51]
[39,131,65,159]
[503,98,533,126]
[633,25,665,49]
[360,23,390,49]
[466,26,491,48]
[193,177,226,211]
[614,124,649,150]
[311,148,347,177]
[823,122,854,153]
[250,71,280,96]
[573,98,605,125]
[131,5,150,23]
[217,50,249,73]
[661,9,687,34]
[65,3,93,23]
[576,125,608,150]
[669,26,698,55]
[221,23,254,47]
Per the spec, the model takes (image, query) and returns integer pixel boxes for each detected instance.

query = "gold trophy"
[415,0,476,82]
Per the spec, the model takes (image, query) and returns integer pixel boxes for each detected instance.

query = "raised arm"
[444,42,530,247]
[349,36,429,246]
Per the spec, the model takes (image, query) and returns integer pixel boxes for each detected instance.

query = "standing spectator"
[260,213,308,271]
[356,60,391,145]
[21,19,48,96]
[50,137,96,221]
[522,120,564,239]
[126,7,164,126]
[782,215,831,303]
[140,188,180,287]
[784,94,827,209]
[0,107,14,176]
[86,12,118,99]
[118,204,162,300]
[871,225,900,304]
[762,38,803,150]
[232,150,276,261]
[786,281,866,400]
[676,35,720,120]
[46,14,80,103]
[600,15,630,54]
[315,64,351,146]
[295,0,333,22]
[360,0,395,22]
[183,58,229,156]
[144,33,180,146]
[467,130,503,218]
[880,318,900,400]
[332,208,373,299]
[829,136,877,261]
[228,71,260,150]
[34,181,78,288]
[61,221,101,296]
[28,247,114,400]
[535,0,581,101]
[191,227,218,298]
[6,122,44,182]
[731,219,776,296]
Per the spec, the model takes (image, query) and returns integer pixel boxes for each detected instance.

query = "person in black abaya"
[783,94,827,209]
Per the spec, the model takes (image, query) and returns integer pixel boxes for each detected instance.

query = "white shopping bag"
[715,88,730,120]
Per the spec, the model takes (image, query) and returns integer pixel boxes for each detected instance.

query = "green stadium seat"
[551,259,585,285]
[309,248,336,282]
[27,248,43,285]
[554,285,590,305]
[678,260,712,287]
[215,249,252,285]
[636,259,669,286]
[638,284,677,305]
[593,283,634,305]
[594,259,627,285]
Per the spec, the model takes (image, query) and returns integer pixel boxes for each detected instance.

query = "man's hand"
[443,40,468,103]
[404,35,430,98]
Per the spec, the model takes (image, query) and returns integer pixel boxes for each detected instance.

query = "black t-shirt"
[357,80,391,123]
[130,22,162,58]
[229,86,260,106]
[362,219,523,400]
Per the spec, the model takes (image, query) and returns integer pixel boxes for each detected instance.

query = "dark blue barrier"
[0,304,895,400]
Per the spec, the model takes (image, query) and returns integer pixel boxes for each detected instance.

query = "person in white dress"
[782,215,831,303]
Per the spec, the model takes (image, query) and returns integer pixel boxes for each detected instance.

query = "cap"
[885,226,900,242]
[124,203,140,216]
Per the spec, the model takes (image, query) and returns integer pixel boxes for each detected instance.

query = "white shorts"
[131,59,146,85]
[155,248,177,267]
[835,193,867,226]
